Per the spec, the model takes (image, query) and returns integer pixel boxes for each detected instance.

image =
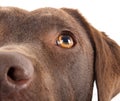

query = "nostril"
[7,67,18,81]
[7,67,17,81]
[7,66,30,85]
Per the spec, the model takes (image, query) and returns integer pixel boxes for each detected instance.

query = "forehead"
[0,7,80,31]
[0,7,86,43]
[27,8,81,32]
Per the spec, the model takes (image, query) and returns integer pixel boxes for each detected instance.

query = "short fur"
[0,7,119,101]
[62,8,120,101]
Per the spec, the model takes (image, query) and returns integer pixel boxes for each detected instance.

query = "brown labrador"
[0,7,119,101]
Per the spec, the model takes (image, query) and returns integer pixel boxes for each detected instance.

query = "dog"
[0,7,119,101]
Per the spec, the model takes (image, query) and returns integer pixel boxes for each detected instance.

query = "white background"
[0,0,120,101]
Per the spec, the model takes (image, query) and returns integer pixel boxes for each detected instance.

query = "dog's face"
[0,7,120,101]
[0,7,94,101]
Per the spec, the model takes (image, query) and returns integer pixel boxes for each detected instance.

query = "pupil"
[62,36,70,43]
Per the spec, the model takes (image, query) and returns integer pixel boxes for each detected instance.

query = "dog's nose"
[0,52,34,95]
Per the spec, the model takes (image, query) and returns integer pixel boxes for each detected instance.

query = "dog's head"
[0,7,119,101]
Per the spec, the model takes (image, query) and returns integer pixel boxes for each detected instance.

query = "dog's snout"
[0,52,34,94]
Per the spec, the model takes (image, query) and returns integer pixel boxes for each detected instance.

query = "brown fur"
[0,7,119,101]
[62,8,120,101]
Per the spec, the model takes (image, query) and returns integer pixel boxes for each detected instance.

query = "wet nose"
[0,52,34,94]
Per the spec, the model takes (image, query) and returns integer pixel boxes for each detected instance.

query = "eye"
[56,31,75,48]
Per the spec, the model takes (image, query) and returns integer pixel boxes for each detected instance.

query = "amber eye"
[56,31,75,48]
